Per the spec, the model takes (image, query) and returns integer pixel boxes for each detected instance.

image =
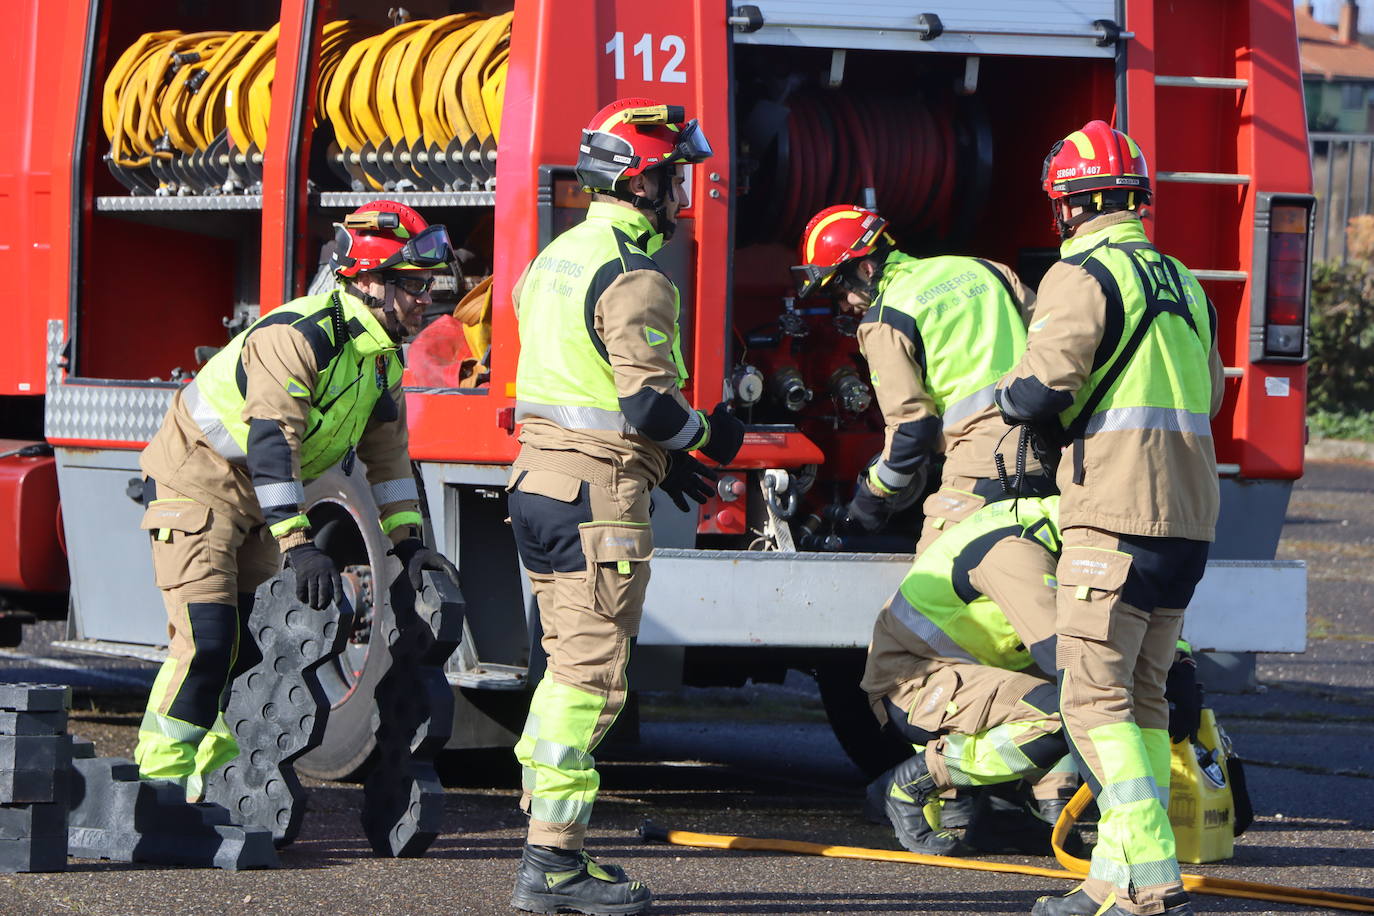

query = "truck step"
[447,663,527,691]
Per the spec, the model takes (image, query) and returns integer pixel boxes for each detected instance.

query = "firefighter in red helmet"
[134,200,459,803]
[996,120,1223,916]
[793,204,1044,552]
[507,98,741,915]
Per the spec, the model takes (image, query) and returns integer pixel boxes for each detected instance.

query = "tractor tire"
[813,651,913,779]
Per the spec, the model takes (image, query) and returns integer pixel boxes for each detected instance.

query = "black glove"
[389,538,460,591]
[1024,422,1066,477]
[845,478,894,533]
[659,451,718,513]
[699,403,745,466]
[285,543,343,611]
[1165,652,1202,743]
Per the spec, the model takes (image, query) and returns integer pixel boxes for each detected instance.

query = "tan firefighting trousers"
[1056,526,1194,915]
[134,480,279,794]
[508,461,652,850]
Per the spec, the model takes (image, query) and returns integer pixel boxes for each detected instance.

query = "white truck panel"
[733,0,1120,57]
[641,549,1307,653]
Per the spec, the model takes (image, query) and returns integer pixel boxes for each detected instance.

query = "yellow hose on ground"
[641,814,1374,913]
[1051,782,1374,911]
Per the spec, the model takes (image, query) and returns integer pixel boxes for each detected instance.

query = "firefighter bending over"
[793,206,1048,552]
[134,201,460,802]
[996,120,1224,916]
[862,496,1081,858]
[507,97,744,915]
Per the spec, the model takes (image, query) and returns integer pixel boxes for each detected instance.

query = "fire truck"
[1,0,1312,779]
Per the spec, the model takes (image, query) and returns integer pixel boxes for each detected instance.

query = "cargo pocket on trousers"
[578,521,653,626]
[922,488,985,535]
[1055,546,1133,641]
[140,499,212,590]
[512,469,584,502]
[906,667,962,736]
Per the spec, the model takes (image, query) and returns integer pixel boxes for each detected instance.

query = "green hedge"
[1308,261,1374,422]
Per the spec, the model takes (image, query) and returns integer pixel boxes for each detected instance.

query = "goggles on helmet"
[662,119,713,165]
[577,110,714,190]
[373,224,453,271]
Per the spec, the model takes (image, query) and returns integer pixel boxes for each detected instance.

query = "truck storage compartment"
[723,42,1115,550]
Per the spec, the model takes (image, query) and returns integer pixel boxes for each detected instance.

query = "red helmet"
[332,200,452,278]
[791,205,891,298]
[576,97,713,192]
[1041,120,1151,202]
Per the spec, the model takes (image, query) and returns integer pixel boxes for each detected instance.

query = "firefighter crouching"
[134,201,461,803]
[792,206,1049,552]
[506,97,744,916]
[862,495,1081,858]
[996,121,1224,916]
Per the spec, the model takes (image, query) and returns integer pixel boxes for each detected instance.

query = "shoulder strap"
[972,258,1016,302]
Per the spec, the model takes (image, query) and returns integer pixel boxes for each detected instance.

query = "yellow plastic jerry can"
[1167,707,1235,863]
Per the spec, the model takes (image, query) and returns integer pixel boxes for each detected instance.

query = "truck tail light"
[1253,195,1315,361]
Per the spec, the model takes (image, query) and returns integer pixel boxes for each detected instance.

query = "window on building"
[1341,82,1368,109]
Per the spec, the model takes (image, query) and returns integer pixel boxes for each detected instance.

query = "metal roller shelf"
[316,190,496,208]
[95,194,264,211]
[95,190,497,212]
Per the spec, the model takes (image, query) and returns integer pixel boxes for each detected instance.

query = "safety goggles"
[376,224,453,271]
[390,274,436,297]
[662,119,713,165]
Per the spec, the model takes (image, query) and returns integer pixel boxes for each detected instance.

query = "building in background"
[1299,1,1374,131]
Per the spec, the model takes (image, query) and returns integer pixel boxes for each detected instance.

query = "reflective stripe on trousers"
[1082,720,1182,896]
[181,381,247,463]
[937,718,1058,787]
[1083,405,1211,436]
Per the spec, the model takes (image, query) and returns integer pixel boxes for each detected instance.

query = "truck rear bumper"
[641,549,1307,653]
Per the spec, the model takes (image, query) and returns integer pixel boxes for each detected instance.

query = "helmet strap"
[617,167,675,241]
[346,280,407,343]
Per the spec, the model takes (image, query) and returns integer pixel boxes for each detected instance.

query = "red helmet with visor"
[576,97,714,192]
[791,205,892,298]
[332,200,452,278]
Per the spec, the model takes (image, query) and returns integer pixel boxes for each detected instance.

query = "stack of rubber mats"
[101,13,511,195]
[66,738,278,870]
[0,684,73,873]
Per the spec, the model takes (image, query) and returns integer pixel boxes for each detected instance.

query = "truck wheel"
[814,652,912,779]
[292,469,402,781]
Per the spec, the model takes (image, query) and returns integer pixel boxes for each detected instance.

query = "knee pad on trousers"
[231,592,262,678]
[883,696,940,747]
[166,602,238,725]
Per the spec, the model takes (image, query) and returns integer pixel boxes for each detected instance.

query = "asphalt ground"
[0,458,1371,915]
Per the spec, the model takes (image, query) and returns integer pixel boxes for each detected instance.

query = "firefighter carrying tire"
[133,200,461,801]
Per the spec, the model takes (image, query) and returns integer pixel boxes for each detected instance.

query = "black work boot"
[512,844,651,915]
[964,785,1087,857]
[1032,887,1194,916]
[863,754,973,856]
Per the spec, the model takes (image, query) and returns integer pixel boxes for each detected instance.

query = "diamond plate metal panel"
[44,321,175,444]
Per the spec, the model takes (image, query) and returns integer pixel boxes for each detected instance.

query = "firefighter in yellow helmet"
[134,201,459,803]
[996,121,1225,916]
[793,205,1046,553]
[507,98,743,916]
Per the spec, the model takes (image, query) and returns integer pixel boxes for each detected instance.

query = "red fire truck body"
[1,0,1311,775]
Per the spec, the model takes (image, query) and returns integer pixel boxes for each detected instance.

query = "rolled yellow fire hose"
[641,794,1374,913]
